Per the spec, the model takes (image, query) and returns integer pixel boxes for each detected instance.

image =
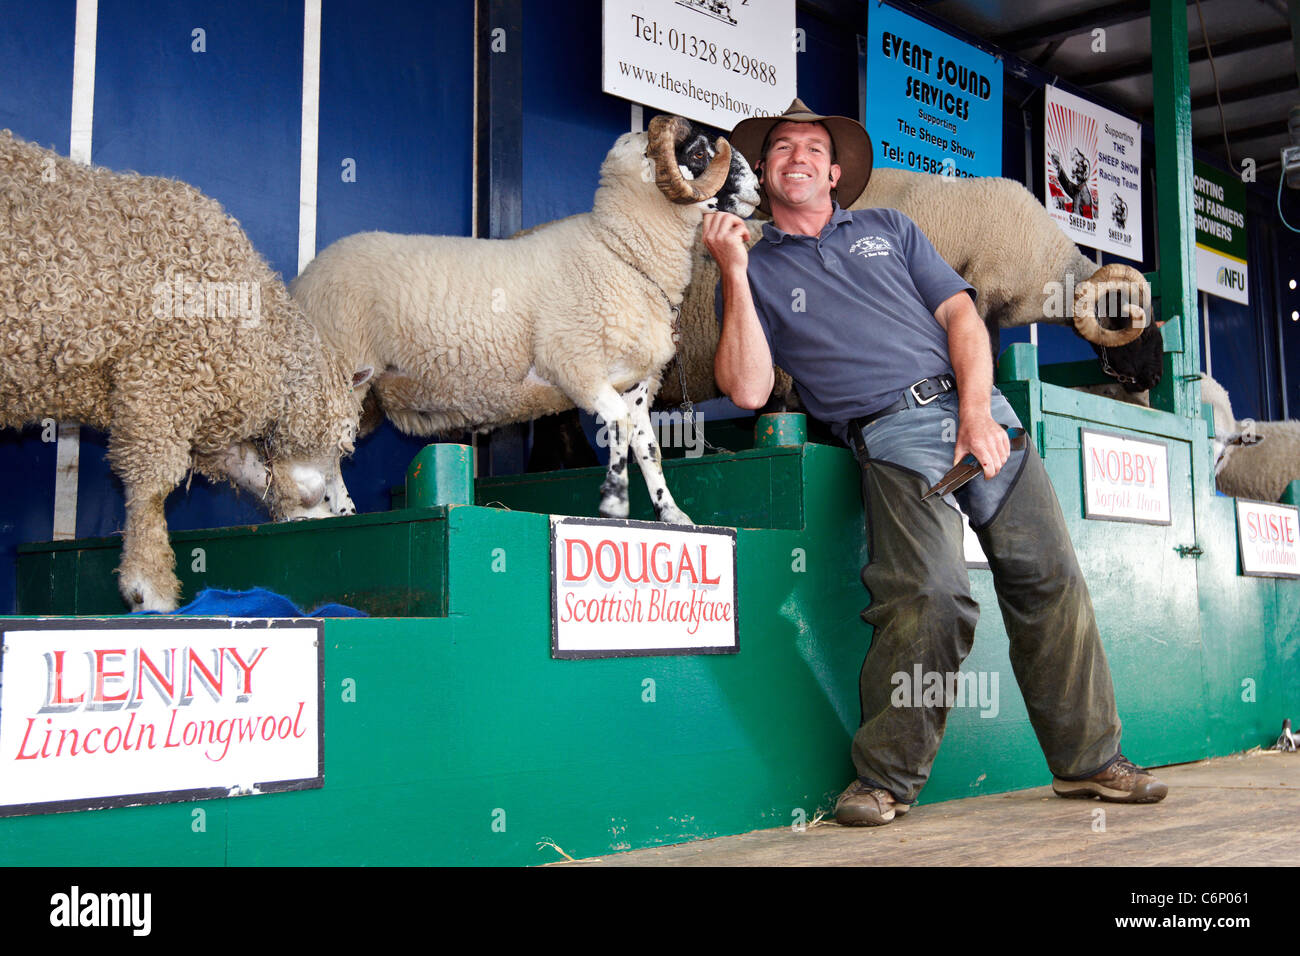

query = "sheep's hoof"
[657,505,694,526]
[599,495,630,520]
[121,576,178,613]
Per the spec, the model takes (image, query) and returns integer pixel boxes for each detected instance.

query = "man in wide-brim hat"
[704,99,1167,827]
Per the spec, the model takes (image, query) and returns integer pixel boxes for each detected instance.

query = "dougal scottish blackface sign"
[0,618,323,816]
[551,516,737,658]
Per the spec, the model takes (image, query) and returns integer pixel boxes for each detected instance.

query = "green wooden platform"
[4,357,1299,865]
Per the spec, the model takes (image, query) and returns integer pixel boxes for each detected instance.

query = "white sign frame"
[1079,427,1171,526]
[0,618,324,818]
[602,0,796,130]
[1234,499,1300,579]
[551,516,738,659]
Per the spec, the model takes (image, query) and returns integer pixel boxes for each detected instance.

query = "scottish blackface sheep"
[659,166,1158,409]
[0,130,370,612]
[291,115,759,524]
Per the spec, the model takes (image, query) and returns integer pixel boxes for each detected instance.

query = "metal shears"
[922,426,1028,501]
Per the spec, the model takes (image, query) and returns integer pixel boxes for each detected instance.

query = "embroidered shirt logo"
[850,235,893,258]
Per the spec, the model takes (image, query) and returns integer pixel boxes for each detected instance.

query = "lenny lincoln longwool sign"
[0,618,323,816]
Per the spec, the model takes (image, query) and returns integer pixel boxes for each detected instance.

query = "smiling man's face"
[760,120,841,215]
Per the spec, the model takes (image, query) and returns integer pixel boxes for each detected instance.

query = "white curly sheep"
[0,130,371,612]
[1199,375,1298,501]
[291,115,758,524]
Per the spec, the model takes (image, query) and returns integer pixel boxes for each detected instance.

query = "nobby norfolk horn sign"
[0,618,323,817]
[551,516,738,658]
[1080,428,1171,525]
[602,0,795,130]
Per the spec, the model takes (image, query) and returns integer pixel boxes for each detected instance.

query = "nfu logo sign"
[1216,265,1246,293]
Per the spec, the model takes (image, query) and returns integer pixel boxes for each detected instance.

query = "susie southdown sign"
[551,516,738,658]
[0,618,323,817]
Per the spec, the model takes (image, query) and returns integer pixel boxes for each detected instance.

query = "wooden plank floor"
[555,751,1300,866]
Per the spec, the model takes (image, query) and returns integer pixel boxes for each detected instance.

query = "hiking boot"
[1052,755,1168,803]
[835,779,911,826]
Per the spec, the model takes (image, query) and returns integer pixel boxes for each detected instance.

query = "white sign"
[602,0,795,130]
[1044,85,1142,260]
[0,619,322,817]
[1080,428,1171,525]
[1235,500,1300,578]
[551,516,737,658]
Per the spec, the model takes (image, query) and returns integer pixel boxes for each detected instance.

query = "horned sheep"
[290,115,759,524]
[659,166,1158,408]
[0,130,370,612]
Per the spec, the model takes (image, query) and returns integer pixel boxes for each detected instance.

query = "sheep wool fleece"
[736,205,1124,805]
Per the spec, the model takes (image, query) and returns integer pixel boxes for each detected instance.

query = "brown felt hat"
[730,98,873,213]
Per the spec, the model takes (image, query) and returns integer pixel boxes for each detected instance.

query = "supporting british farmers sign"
[0,618,322,817]
[1194,159,1249,304]
[1080,428,1171,525]
[551,516,737,658]
[1235,500,1300,578]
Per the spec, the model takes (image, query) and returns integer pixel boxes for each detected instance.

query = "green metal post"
[1149,0,1201,419]
[407,444,475,508]
[754,413,807,447]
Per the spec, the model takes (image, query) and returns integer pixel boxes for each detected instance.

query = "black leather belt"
[850,374,957,434]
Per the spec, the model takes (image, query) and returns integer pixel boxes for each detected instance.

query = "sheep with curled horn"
[291,114,759,523]
[657,166,1158,412]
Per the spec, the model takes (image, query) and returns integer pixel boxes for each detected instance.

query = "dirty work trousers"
[851,387,1123,805]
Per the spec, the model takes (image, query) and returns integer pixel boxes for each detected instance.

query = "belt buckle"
[909,378,939,406]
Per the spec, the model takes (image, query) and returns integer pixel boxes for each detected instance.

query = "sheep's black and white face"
[674,123,760,218]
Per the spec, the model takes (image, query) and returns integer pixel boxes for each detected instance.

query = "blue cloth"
[716,203,974,441]
[135,587,367,618]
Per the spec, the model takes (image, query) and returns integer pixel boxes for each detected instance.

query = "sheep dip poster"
[863,2,1002,178]
[1044,85,1142,261]
[602,0,795,130]
[0,619,323,817]
[551,517,738,658]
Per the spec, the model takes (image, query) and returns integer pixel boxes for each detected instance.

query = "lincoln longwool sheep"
[291,115,759,524]
[659,166,1157,408]
[0,130,370,612]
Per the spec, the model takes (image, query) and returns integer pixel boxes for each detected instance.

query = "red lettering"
[594,539,621,583]
[225,646,267,696]
[698,543,722,585]
[184,648,224,700]
[164,709,183,748]
[620,541,650,583]
[14,718,41,760]
[1121,451,1133,483]
[1106,450,1120,481]
[563,538,593,582]
[47,650,84,706]
[675,544,699,584]
[92,648,129,704]
[1089,447,1107,479]
[260,717,276,741]
[82,726,102,754]
[103,725,121,754]
[135,648,177,704]
[277,716,293,739]
[651,542,673,583]
[291,700,307,738]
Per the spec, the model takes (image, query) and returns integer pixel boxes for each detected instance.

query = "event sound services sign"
[864,2,1002,178]
[1044,85,1142,260]
[603,0,795,130]
[0,618,323,817]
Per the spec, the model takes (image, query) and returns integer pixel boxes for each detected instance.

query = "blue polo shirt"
[716,203,975,441]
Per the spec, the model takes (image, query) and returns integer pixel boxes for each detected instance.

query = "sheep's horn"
[647,115,732,204]
[1073,264,1147,347]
